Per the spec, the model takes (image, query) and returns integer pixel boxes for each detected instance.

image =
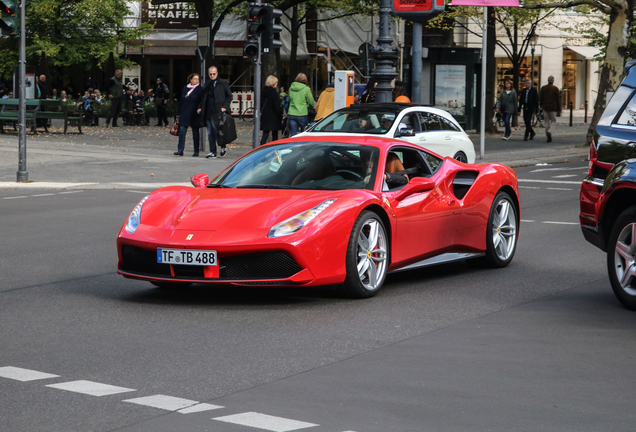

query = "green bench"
[0,98,82,134]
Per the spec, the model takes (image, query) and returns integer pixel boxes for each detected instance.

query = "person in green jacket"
[287,73,315,136]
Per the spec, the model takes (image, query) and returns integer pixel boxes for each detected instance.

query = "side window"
[398,113,416,130]
[617,92,636,126]
[421,151,442,174]
[439,116,460,131]
[419,112,442,131]
[600,86,634,126]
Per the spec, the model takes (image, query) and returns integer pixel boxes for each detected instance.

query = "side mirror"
[190,173,209,188]
[394,177,435,201]
[396,128,415,137]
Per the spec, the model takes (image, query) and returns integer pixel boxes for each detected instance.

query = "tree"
[0,0,152,80]
[524,0,635,144]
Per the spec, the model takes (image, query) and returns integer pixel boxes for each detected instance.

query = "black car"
[580,59,636,310]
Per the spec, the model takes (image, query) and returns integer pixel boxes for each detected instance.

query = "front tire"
[607,207,636,310]
[338,211,389,299]
[481,191,518,267]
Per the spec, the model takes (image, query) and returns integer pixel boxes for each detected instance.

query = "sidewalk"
[0,114,591,189]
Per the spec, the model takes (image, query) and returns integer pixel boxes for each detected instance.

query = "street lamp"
[530,31,538,88]
[369,0,399,102]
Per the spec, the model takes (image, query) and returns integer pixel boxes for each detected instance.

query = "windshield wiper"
[235,184,288,189]
[207,184,231,188]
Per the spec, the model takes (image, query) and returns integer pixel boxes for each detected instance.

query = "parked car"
[298,103,476,163]
[117,135,518,298]
[580,59,636,310]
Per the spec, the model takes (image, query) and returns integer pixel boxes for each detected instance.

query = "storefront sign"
[435,64,466,117]
[392,0,445,21]
[141,2,199,30]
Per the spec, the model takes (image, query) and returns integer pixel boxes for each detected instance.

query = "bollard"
[584,100,588,123]
[569,101,573,127]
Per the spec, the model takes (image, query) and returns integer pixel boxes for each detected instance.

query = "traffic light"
[262,6,283,53]
[0,0,19,37]
[243,3,267,62]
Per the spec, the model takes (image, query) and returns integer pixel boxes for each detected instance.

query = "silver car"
[299,103,476,163]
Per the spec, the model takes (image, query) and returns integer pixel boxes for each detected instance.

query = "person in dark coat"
[174,73,204,157]
[518,79,539,141]
[260,75,283,145]
[105,70,127,127]
[198,66,232,158]
[153,77,170,127]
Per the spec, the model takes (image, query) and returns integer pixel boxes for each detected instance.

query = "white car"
[299,103,476,163]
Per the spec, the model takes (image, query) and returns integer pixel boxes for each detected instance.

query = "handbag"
[169,121,179,136]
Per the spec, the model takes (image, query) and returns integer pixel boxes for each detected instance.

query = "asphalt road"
[2,158,635,432]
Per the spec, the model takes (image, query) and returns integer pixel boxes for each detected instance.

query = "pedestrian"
[287,72,315,137]
[361,78,376,103]
[153,76,170,127]
[198,66,232,158]
[495,79,518,140]
[314,83,335,121]
[260,75,283,145]
[279,86,288,112]
[518,79,539,141]
[60,90,68,102]
[105,69,126,127]
[540,75,561,142]
[175,73,204,157]
[51,88,58,100]
[37,75,48,99]
[392,80,406,102]
[0,80,7,98]
[353,90,360,104]
[94,89,102,103]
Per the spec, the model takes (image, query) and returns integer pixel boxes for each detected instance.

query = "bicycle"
[239,106,254,122]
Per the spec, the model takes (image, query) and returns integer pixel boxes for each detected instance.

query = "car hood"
[140,187,341,233]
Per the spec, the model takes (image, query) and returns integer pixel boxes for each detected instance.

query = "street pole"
[252,33,261,148]
[479,6,487,160]
[370,0,399,102]
[17,0,27,182]
[411,22,422,103]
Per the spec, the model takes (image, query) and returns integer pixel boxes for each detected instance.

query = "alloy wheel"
[356,218,388,291]
[492,198,517,261]
[614,222,636,295]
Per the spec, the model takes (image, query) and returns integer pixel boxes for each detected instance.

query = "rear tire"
[338,211,389,299]
[453,151,468,163]
[607,206,636,310]
[480,191,518,267]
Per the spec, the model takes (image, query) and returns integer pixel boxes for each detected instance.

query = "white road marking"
[521,219,535,223]
[518,186,540,189]
[542,221,579,225]
[552,174,579,178]
[123,394,221,412]
[213,412,319,432]
[2,196,28,199]
[547,187,573,191]
[30,193,56,197]
[530,166,588,173]
[57,191,83,194]
[0,366,59,382]
[518,179,581,185]
[125,190,150,194]
[46,380,135,396]
[178,403,224,414]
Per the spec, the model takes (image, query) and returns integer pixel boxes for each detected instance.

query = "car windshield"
[310,107,403,135]
[210,142,381,190]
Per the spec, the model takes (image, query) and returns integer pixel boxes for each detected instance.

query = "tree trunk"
[587,2,633,144]
[486,7,498,134]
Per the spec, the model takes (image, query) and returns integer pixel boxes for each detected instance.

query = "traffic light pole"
[252,33,261,149]
[16,0,26,182]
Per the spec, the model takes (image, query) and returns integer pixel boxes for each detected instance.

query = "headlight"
[125,195,149,233]
[268,199,336,238]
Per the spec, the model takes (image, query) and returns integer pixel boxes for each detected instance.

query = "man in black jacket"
[198,66,232,158]
[518,79,539,141]
[153,77,169,127]
[105,70,127,127]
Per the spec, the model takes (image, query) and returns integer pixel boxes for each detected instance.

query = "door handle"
[419,137,426,141]
[445,136,451,140]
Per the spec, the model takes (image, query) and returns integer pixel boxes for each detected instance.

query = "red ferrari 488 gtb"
[117,136,520,298]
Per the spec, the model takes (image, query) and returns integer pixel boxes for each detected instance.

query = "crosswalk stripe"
[123,394,222,412]
[46,380,135,396]
[0,366,59,382]
[213,412,319,432]
[518,179,581,185]
[178,403,224,414]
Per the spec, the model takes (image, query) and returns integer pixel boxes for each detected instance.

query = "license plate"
[157,248,217,266]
